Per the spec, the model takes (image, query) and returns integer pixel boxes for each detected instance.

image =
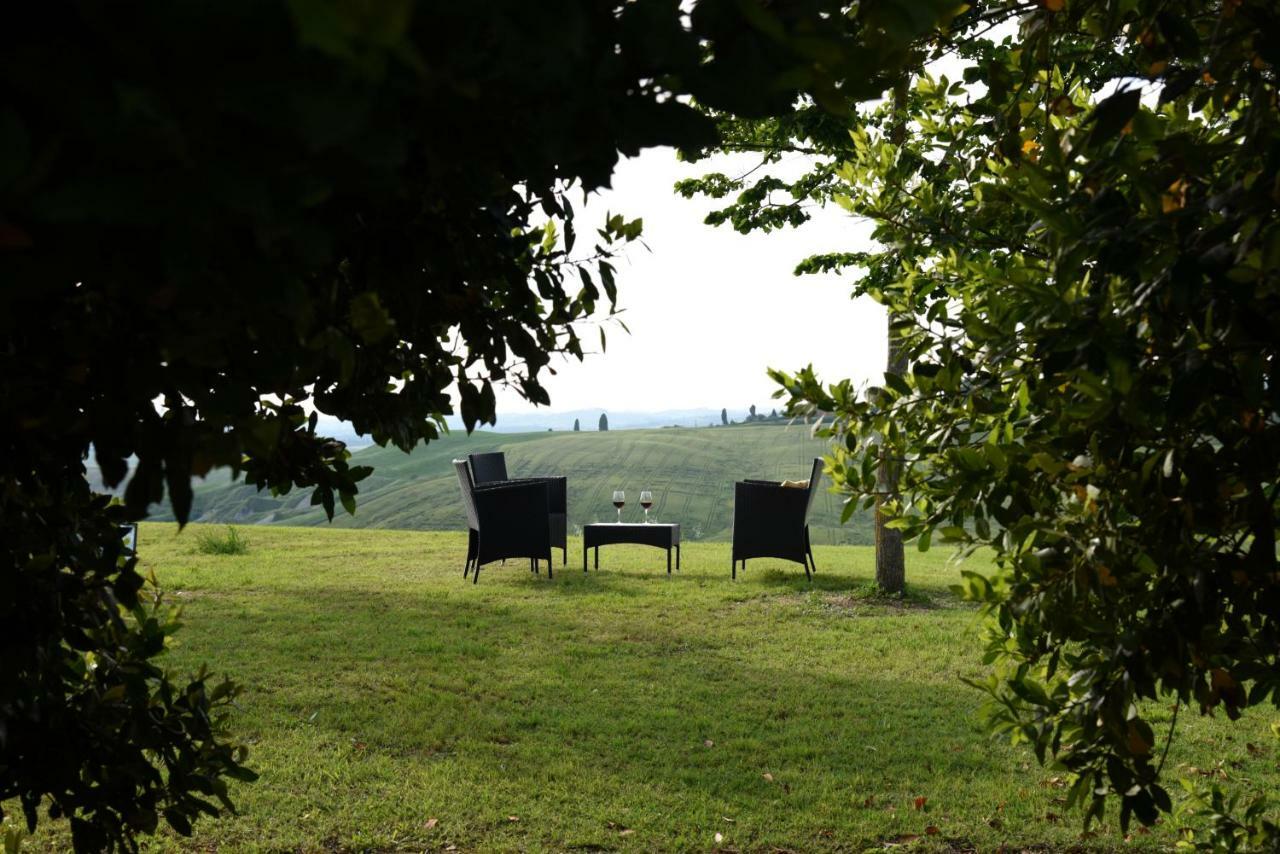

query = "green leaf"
[349,292,396,344]
[1087,88,1141,148]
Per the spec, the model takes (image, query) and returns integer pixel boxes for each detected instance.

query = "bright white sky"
[492,147,886,415]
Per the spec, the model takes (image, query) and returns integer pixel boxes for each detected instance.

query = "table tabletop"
[582,522,681,572]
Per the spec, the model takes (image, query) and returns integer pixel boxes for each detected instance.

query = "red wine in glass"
[611,490,625,522]
[639,490,654,523]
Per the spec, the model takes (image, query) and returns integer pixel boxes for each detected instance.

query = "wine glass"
[612,489,625,523]
[639,490,654,523]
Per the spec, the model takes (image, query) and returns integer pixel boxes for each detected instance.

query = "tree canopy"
[1,1,968,848]
[679,0,1279,845]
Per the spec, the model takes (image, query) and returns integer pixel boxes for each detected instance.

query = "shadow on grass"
[184,586,1023,848]
[732,564,878,593]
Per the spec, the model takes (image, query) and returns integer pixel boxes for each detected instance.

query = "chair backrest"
[804,458,824,516]
[453,459,480,529]
[469,451,508,484]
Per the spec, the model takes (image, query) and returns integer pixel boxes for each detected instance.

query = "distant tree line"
[709,405,784,426]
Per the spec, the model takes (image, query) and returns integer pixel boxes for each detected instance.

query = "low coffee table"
[583,523,681,575]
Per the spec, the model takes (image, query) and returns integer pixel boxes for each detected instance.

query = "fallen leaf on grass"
[424,818,439,830]
[884,833,920,845]
[722,816,736,823]
[925,826,940,836]
[762,772,774,782]
[714,832,724,843]
[913,796,927,811]
[619,829,635,836]
[507,815,520,822]
[704,739,715,748]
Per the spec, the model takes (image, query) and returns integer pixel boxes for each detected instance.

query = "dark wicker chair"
[468,451,568,565]
[730,457,824,580]
[453,460,553,583]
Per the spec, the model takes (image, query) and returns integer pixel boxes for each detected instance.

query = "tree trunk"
[875,76,911,595]
[874,506,905,592]
[875,327,908,593]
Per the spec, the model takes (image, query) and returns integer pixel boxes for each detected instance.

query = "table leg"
[583,541,588,573]
[594,546,599,570]
[667,547,672,575]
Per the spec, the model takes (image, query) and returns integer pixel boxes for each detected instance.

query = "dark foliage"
[1,2,967,848]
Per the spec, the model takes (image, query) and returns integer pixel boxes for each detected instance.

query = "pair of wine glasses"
[611,489,655,523]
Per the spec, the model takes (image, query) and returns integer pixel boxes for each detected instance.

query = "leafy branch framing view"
[680,0,1279,847]
[2,0,1277,850]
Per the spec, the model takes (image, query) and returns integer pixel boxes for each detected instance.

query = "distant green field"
[157,424,876,544]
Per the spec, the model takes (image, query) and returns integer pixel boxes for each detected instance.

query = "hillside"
[156,424,875,544]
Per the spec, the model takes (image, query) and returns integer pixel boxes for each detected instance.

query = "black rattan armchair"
[468,451,568,565]
[454,460,553,583]
[730,457,823,580]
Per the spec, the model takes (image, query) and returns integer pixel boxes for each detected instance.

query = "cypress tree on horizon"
[598,412,609,431]
[573,418,580,431]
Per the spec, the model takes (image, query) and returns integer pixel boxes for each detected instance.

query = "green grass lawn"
[13,524,1280,852]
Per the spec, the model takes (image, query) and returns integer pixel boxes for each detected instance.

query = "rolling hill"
[153,423,874,544]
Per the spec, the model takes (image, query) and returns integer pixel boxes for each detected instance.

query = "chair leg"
[803,558,811,582]
[472,562,480,584]
[732,559,737,580]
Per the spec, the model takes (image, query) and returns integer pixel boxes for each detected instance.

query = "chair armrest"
[743,479,781,486]
[504,476,567,513]
[473,481,552,549]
